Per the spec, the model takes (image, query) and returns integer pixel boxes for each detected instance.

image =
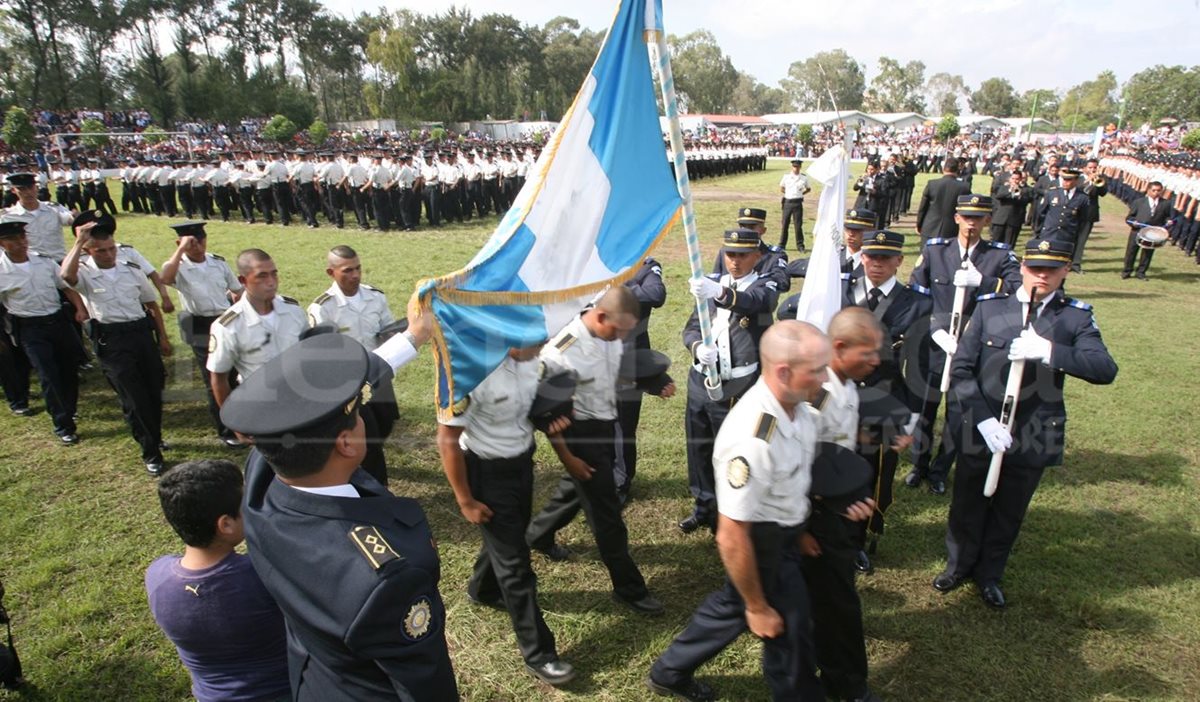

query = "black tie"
[867,287,882,311]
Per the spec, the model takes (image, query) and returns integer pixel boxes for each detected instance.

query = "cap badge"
[876,232,886,243]
[730,232,739,241]
[970,196,980,204]
[1038,240,1051,252]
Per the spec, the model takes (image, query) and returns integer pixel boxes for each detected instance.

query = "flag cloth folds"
[793,144,848,332]
[418,0,681,414]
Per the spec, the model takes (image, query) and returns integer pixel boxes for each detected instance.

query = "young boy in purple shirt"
[146,459,290,702]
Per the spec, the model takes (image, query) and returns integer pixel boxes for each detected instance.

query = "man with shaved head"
[649,321,874,702]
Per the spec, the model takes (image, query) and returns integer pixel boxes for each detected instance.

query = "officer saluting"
[935,238,1117,609]
[159,221,244,447]
[221,317,458,701]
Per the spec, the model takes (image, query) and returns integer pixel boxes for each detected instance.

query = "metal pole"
[646,28,723,401]
[1028,92,1038,139]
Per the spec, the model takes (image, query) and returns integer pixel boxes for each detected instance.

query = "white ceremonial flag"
[793,144,848,332]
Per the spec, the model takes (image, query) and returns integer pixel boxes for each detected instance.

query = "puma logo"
[184,585,200,597]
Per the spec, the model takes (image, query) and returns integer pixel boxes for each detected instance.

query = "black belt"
[784,197,804,202]
[95,317,150,334]
[11,311,63,327]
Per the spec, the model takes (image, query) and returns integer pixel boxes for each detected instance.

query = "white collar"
[1016,286,1053,315]
[863,276,897,296]
[288,483,359,498]
[241,295,283,327]
[328,283,359,307]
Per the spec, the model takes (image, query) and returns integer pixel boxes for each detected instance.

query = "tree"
[1183,129,1200,151]
[796,124,814,146]
[728,71,787,115]
[968,77,1018,116]
[780,49,864,111]
[141,125,168,144]
[79,117,109,147]
[926,72,968,116]
[1057,71,1118,131]
[262,114,298,142]
[864,57,925,113]
[1018,88,1060,121]
[307,118,329,145]
[1123,65,1200,123]
[936,114,960,141]
[1,107,35,150]
[668,30,737,113]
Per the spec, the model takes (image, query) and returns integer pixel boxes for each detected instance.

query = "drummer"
[1120,180,1172,280]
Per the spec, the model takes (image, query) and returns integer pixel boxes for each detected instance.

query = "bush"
[1183,130,1200,151]
[796,124,814,146]
[936,114,960,142]
[1,106,35,150]
[308,119,329,146]
[430,126,447,142]
[80,118,109,148]
[262,114,299,143]
[141,125,168,145]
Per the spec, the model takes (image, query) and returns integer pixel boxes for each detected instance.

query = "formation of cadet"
[674,143,768,181]
[1101,152,1200,278]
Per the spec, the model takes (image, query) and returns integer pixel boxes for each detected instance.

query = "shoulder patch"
[123,260,142,270]
[910,283,932,296]
[727,456,750,489]
[840,273,855,281]
[1065,298,1093,312]
[976,292,1009,302]
[210,253,225,261]
[362,283,384,295]
[402,596,434,641]
[348,525,402,570]
[280,295,300,306]
[313,292,332,305]
[216,308,240,326]
[754,413,777,443]
[118,243,133,249]
[553,333,576,352]
[988,240,1011,250]
[926,237,950,246]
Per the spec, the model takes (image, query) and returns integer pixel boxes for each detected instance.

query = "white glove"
[1008,328,1052,364]
[977,417,1013,454]
[689,276,724,301]
[953,263,983,288]
[903,412,920,436]
[695,343,718,366]
[931,328,958,355]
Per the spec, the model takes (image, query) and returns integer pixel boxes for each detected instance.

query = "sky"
[333,0,1200,96]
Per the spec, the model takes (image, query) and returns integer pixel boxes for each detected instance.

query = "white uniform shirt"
[442,355,538,460]
[306,283,394,352]
[71,258,156,323]
[420,162,440,185]
[815,368,859,450]
[540,315,621,422]
[346,163,369,188]
[0,252,68,317]
[780,172,809,199]
[4,202,72,261]
[480,160,499,180]
[169,253,242,316]
[206,294,308,380]
[714,378,816,527]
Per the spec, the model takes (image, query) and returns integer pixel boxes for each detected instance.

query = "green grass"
[1,162,1198,701]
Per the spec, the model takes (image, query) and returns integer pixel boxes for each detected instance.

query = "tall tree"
[780,49,864,112]
[729,71,787,115]
[1017,88,1060,122]
[864,57,925,113]
[538,17,601,120]
[968,77,1018,116]
[925,72,968,116]
[1122,65,1200,123]
[668,30,738,113]
[1057,70,1118,130]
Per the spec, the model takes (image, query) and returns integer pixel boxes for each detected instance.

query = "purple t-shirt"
[145,552,290,702]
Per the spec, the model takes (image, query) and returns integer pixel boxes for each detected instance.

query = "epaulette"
[754,413,777,443]
[210,253,225,261]
[280,295,300,306]
[764,244,784,254]
[118,243,133,249]
[1065,297,1093,312]
[925,237,950,246]
[552,332,576,352]
[910,283,932,296]
[362,283,384,295]
[976,292,1009,302]
[216,308,239,326]
[811,387,830,412]
[313,292,332,305]
[348,525,402,570]
[840,273,855,281]
[988,240,1011,251]
[34,252,51,258]
[123,260,142,270]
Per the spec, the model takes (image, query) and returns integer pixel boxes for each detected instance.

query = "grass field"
[1,161,1198,701]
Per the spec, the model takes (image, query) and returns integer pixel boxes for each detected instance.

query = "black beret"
[220,333,372,437]
[528,371,576,432]
[809,442,872,504]
[619,349,673,395]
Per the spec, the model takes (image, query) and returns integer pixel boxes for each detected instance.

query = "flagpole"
[646,23,723,401]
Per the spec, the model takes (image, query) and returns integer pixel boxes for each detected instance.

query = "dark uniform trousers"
[801,507,868,701]
[858,433,898,540]
[684,370,735,519]
[255,188,275,224]
[371,188,392,231]
[525,419,650,602]
[780,199,805,251]
[1122,226,1155,277]
[271,182,292,225]
[351,189,370,229]
[615,389,643,494]
[299,183,320,226]
[0,310,31,410]
[93,318,164,464]
[180,314,235,441]
[652,524,824,700]
[12,312,81,436]
[238,186,257,223]
[465,445,557,665]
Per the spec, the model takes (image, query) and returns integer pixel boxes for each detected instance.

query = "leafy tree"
[668,30,738,113]
[1058,71,1118,131]
[1123,65,1200,123]
[1018,88,1060,121]
[307,118,329,145]
[276,84,315,129]
[780,49,864,112]
[430,126,446,141]
[1,106,36,150]
[262,113,298,142]
[729,71,787,115]
[968,77,1018,116]
[1182,129,1200,151]
[796,124,814,146]
[864,57,925,113]
[926,72,968,116]
[936,114,960,141]
[142,125,168,144]
[79,117,109,147]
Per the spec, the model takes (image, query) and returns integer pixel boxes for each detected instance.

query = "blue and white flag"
[418,0,680,414]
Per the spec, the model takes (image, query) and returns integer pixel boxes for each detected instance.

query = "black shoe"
[903,470,922,488]
[1136,272,1148,280]
[526,659,576,686]
[535,543,571,562]
[612,592,665,616]
[928,479,947,496]
[11,406,33,417]
[932,571,965,592]
[646,675,715,702]
[678,514,703,534]
[854,550,873,574]
[59,433,79,445]
[221,436,245,448]
[980,581,1006,609]
[467,592,504,609]
[1120,272,1131,279]
[145,461,165,477]
[159,441,171,452]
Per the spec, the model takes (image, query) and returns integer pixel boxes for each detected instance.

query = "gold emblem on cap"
[94,209,102,217]
[1038,240,1051,252]
[360,382,373,405]
[729,232,739,241]
[742,208,750,216]
[404,597,433,640]
[850,210,858,217]
[875,232,886,243]
[970,196,980,204]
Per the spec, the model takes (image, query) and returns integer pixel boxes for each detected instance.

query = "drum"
[1136,226,1169,249]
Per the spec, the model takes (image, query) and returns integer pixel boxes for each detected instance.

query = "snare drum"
[1135,226,1169,249]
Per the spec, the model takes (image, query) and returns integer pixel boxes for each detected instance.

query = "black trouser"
[859,439,898,540]
[945,448,1045,585]
[348,188,368,228]
[0,322,31,411]
[615,391,643,495]
[327,186,345,228]
[402,188,420,229]
[160,184,177,217]
[82,183,96,210]
[93,320,164,464]
[394,188,412,230]
[684,370,734,519]
[298,183,319,226]
[484,179,500,214]
[652,525,824,700]
[192,185,211,220]
[802,507,868,701]
[1122,228,1154,276]
[179,184,195,217]
[271,183,292,225]
[238,187,256,222]
[180,314,234,441]
[424,186,441,226]
[525,419,649,601]
[12,313,80,436]
[912,364,956,483]
[467,446,558,666]
[360,399,396,486]
[121,181,139,212]
[255,188,274,224]
[780,198,805,251]
[467,181,484,218]
[214,185,233,222]
[145,183,161,215]
[1072,220,1095,270]
[371,188,391,231]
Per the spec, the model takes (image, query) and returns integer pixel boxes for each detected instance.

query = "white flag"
[793,144,848,332]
